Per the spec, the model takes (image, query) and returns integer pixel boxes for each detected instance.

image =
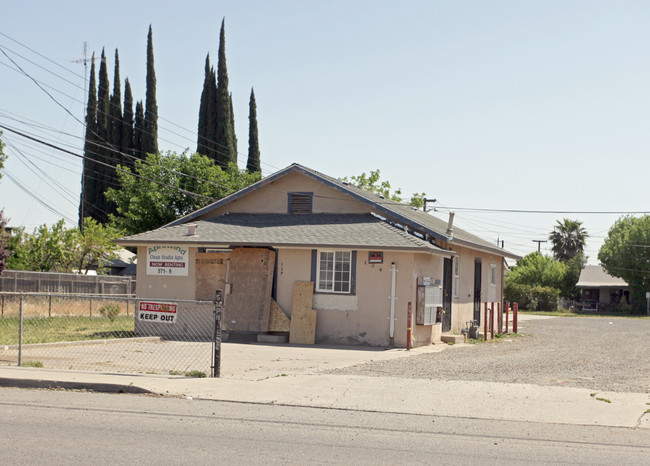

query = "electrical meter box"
[416,277,443,325]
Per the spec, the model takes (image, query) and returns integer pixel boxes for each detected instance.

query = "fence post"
[48,294,52,318]
[505,302,510,334]
[1,294,4,318]
[89,298,92,317]
[212,290,223,378]
[513,302,518,334]
[484,302,488,341]
[490,302,494,340]
[18,294,23,366]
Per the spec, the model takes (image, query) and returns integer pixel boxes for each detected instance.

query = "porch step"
[441,334,465,344]
[257,333,289,344]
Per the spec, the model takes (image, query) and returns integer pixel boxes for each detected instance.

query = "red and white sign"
[138,301,177,324]
[146,245,189,276]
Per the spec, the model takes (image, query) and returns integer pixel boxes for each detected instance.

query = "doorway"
[442,258,452,331]
[473,259,482,323]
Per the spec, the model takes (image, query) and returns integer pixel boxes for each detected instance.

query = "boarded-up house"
[117,164,519,347]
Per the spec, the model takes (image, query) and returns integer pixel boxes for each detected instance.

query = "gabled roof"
[162,164,518,259]
[118,213,453,256]
[576,265,629,288]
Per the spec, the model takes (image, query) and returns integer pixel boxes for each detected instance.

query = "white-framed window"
[489,263,497,286]
[454,257,460,298]
[317,250,351,293]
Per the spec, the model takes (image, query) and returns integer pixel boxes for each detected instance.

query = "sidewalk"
[1,341,648,430]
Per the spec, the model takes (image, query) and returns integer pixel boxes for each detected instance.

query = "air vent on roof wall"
[288,192,312,214]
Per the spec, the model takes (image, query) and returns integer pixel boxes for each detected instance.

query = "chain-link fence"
[0,292,221,377]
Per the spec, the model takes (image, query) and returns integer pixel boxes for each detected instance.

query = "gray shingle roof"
[118,213,454,255]
[576,265,628,288]
[153,163,518,259]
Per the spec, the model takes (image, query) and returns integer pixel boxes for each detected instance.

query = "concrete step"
[257,333,289,344]
[441,334,465,344]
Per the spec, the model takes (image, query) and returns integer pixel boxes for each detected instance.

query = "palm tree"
[548,219,588,262]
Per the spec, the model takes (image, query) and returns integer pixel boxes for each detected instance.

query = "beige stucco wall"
[449,244,504,334]
[195,172,371,219]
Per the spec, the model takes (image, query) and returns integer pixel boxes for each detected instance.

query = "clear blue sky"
[1,1,649,263]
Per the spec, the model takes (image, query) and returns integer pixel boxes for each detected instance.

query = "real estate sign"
[146,245,188,276]
[138,301,177,324]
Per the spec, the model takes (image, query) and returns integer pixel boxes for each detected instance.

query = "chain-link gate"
[0,292,222,377]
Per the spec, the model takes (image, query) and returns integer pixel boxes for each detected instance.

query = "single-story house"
[576,265,630,311]
[117,164,519,347]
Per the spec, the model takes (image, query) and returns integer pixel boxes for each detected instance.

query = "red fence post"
[505,302,510,334]
[490,302,494,340]
[513,302,518,334]
[484,302,488,341]
[497,302,501,334]
[407,302,412,350]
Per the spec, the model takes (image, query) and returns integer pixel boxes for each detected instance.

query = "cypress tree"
[121,78,135,168]
[215,19,236,167]
[95,48,111,223]
[107,49,123,214]
[229,93,238,157]
[142,25,158,156]
[79,53,98,228]
[246,88,261,174]
[134,100,144,158]
[197,54,211,155]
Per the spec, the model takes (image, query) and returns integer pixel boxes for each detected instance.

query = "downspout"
[389,262,397,343]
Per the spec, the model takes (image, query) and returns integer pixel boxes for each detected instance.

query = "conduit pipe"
[389,262,397,339]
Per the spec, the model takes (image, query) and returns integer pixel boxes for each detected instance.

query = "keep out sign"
[138,301,177,324]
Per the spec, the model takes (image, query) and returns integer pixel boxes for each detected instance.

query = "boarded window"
[288,192,312,213]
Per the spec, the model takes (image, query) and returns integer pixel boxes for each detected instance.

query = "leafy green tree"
[0,131,7,180]
[7,219,121,274]
[106,152,260,235]
[215,19,236,167]
[246,88,261,173]
[142,25,158,156]
[0,209,11,275]
[504,252,568,311]
[599,215,650,310]
[549,219,588,262]
[342,169,426,207]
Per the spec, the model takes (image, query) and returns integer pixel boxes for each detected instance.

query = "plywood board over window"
[195,252,231,301]
[226,248,276,333]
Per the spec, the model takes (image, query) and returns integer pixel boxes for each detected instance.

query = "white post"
[389,263,397,339]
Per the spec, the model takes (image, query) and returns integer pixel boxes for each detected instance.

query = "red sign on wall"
[368,251,383,264]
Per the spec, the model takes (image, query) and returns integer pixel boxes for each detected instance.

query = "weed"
[645,409,650,415]
[185,370,206,378]
[21,360,44,368]
[590,393,596,397]
[99,304,121,322]
[595,397,611,403]
[169,370,183,376]
[447,342,454,345]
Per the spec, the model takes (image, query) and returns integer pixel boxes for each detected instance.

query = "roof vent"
[288,193,312,214]
[186,223,198,236]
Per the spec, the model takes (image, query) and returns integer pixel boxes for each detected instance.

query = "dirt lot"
[331,316,650,393]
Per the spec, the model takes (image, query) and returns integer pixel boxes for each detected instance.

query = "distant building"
[576,265,630,311]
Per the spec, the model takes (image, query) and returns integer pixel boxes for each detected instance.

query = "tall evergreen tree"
[94,48,111,223]
[215,19,236,167]
[197,54,212,156]
[229,93,238,157]
[246,88,261,173]
[121,78,135,168]
[79,53,98,228]
[134,101,145,158]
[107,49,123,213]
[141,25,158,156]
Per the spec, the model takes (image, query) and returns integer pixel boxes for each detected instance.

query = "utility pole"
[532,239,547,252]
[423,198,437,212]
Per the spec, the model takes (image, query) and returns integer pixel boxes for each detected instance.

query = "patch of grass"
[21,360,44,368]
[0,315,134,345]
[184,370,206,378]
[446,342,454,345]
[644,409,650,415]
[596,397,611,403]
[169,370,183,376]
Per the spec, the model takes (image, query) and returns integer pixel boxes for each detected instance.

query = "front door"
[442,258,452,331]
[473,259,482,324]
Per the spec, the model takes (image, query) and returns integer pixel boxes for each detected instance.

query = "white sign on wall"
[146,245,189,276]
[138,301,177,324]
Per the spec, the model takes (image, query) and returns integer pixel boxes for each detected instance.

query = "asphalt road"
[1,388,648,465]
[332,316,650,393]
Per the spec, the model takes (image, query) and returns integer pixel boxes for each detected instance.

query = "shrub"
[99,304,120,322]
[504,283,559,311]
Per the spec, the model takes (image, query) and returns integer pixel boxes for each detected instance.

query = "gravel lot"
[331,316,650,393]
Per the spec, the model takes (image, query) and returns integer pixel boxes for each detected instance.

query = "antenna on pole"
[71,41,90,233]
[532,239,547,253]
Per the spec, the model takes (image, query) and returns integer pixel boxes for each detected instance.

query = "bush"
[99,304,120,322]
[504,283,559,311]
